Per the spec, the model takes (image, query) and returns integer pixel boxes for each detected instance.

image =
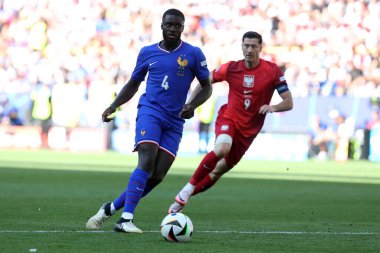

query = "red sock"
[193,175,217,196]
[189,151,220,185]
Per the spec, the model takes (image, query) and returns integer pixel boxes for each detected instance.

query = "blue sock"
[113,191,126,211]
[113,186,151,211]
[113,175,154,210]
[123,168,149,214]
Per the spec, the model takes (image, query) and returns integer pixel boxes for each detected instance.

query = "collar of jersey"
[157,40,183,53]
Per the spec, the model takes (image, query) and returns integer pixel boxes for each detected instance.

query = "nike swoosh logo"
[243,90,252,94]
[136,187,144,191]
[178,195,186,202]
[203,164,211,170]
[149,61,158,66]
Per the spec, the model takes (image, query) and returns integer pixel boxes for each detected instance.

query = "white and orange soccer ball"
[160,213,193,242]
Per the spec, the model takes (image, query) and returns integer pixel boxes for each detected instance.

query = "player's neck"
[244,59,260,69]
[160,40,181,51]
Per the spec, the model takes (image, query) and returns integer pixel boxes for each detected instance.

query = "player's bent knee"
[214,134,232,157]
[214,143,231,157]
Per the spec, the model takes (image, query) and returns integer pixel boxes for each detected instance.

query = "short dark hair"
[242,31,262,44]
[162,9,185,22]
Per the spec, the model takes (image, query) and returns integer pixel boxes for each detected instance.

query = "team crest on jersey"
[140,130,146,136]
[243,75,254,87]
[177,55,188,76]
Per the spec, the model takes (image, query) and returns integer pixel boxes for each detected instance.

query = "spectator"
[329,109,356,161]
[308,115,332,160]
[196,93,216,153]
[366,108,380,131]
[31,83,52,148]
[0,94,23,126]
[7,108,23,126]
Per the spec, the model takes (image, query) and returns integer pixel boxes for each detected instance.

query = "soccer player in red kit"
[168,31,293,213]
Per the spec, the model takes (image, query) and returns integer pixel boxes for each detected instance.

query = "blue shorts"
[134,113,183,157]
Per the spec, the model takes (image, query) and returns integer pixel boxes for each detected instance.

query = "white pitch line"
[199,230,379,235]
[0,230,378,235]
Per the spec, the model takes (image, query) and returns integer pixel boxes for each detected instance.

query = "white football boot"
[168,201,184,213]
[168,186,194,213]
[175,186,194,205]
[114,220,143,234]
[86,203,111,229]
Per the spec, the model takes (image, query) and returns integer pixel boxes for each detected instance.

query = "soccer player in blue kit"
[86,8,212,233]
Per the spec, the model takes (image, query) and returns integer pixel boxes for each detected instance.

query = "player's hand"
[102,105,116,122]
[179,104,195,119]
[259,104,275,114]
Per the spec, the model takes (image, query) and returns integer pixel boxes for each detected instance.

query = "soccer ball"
[160,213,193,242]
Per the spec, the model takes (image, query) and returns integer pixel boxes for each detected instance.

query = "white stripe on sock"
[110,203,116,215]
[121,212,133,220]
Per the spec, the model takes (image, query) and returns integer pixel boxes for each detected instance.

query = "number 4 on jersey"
[161,75,169,90]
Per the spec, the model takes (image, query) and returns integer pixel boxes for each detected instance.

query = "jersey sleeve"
[212,61,232,83]
[193,47,210,81]
[274,64,286,86]
[131,47,149,82]
[273,64,289,94]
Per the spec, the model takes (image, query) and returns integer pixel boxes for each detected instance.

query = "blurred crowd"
[0,0,379,132]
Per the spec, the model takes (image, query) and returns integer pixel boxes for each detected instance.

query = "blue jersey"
[131,40,209,124]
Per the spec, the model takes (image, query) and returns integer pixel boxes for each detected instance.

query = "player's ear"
[259,42,264,52]
[259,43,263,52]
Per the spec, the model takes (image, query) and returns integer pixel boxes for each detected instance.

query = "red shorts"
[215,115,257,169]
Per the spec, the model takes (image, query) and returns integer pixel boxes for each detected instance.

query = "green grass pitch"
[0,149,379,253]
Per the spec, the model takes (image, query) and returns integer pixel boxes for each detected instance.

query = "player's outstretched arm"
[180,77,212,119]
[259,90,293,114]
[102,79,141,122]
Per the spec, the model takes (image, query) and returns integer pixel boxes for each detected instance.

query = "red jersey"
[212,59,286,137]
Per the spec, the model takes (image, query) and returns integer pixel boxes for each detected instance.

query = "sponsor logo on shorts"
[221,125,229,131]
[140,130,146,136]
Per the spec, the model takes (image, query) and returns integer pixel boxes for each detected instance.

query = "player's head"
[241,31,262,65]
[161,9,185,44]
